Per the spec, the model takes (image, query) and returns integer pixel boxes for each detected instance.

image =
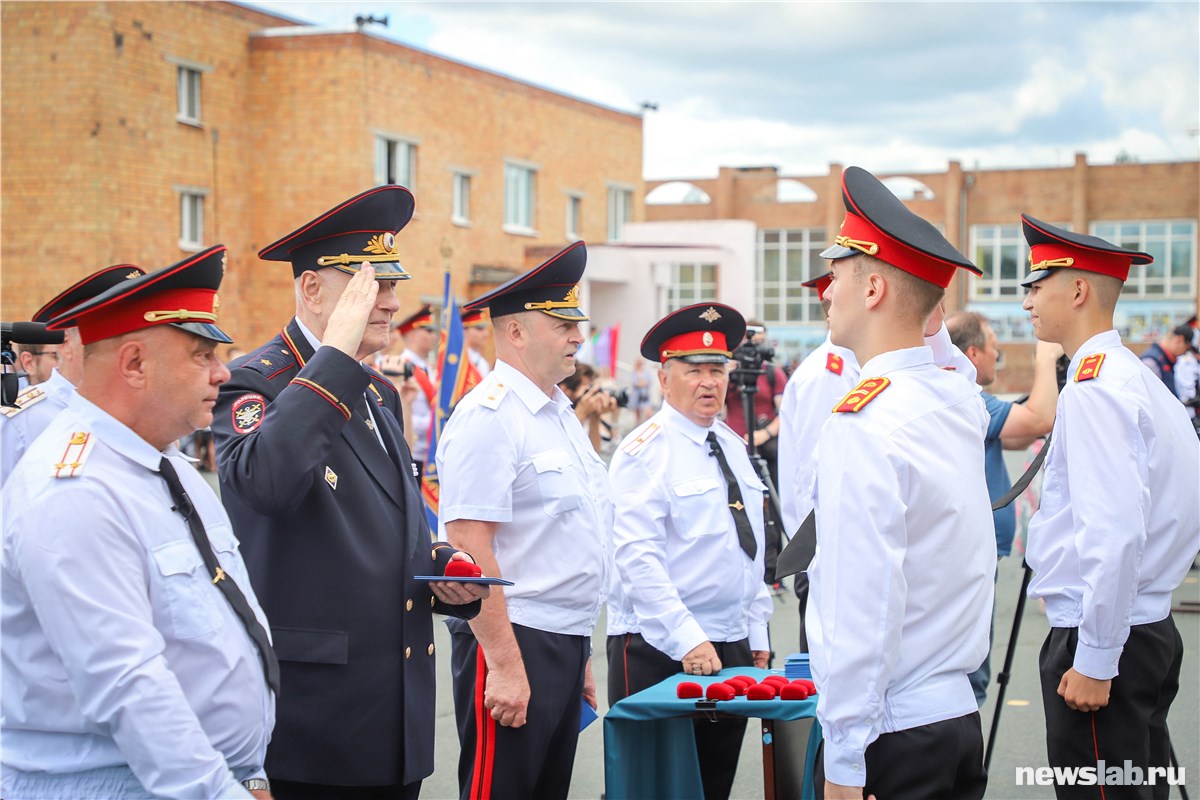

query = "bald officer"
[608,302,772,800]
[1020,215,1199,800]
[1,265,145,485]
[2,247,275,799]
[437,242,612,800]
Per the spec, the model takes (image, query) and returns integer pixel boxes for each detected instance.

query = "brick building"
[1,1,644,347]
[645,157,1199,392]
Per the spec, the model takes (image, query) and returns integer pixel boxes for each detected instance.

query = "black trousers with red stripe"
[1039,618,1183,800]
[607,632,753,800]
[449,620,589,800]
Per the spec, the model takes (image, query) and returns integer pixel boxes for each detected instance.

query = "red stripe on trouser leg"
[470,646,495,800]
[623,635,632,698]
[1091,712,1106,800]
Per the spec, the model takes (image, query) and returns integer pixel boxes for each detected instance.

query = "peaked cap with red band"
[258,185,415,280]
[820,166,979,288]
[33,264,147,323]
[801,271,833,300]
[396,304,435,335]
[1019,214,1152,287]
[464,241,588,320]
[461,308,488,328]
[47,245,232,346]
[640,302,746,364]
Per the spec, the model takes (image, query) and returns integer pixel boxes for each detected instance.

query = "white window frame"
[666,262,718,313]
[607,183,634,242]
[969,224,1027,299]
[177,187,208,251]
[503,161,537,235]
[1091,220,1197,299]
[755,228,827,324]
[176,66,202,125]
[452,172,471,226]
[565,192,583,240]
[374,135,417,189]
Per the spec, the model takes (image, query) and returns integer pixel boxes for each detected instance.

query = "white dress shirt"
[607,403,772,660]
[806,346,994,787]
[1,393,274,799]
[436,360,612,636]
[1027,329,1200,680]
[0,368,74,487]
[1174,350,1198,417]
[778,336,859,536]
[467,347,491,379]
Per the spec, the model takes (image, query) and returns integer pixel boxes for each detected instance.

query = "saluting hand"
[323,263,379,357]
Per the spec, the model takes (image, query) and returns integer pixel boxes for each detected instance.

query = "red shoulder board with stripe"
[1074,353,1104,382]
[832,377,890,413]
[825,352,844,375]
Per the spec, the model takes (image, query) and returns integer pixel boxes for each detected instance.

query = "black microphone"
[0,322,66,345]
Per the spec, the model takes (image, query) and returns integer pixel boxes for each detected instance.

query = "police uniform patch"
[833,377,891,413]
[1074,353,1104,382]
[231,393,266,434]
[825,352,844,376]
[324,466,338,490]
[620,420,664,455]
[52,431,95,478]
[0,385,46,418]
[478,376,509,410]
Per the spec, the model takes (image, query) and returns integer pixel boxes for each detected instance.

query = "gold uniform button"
[405,647,412,659]
[405,599,414,611]
[431,549,438,560]
[430,596,436,607]
[428,643,435,656]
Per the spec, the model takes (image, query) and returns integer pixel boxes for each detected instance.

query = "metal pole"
[984,560,1033,772]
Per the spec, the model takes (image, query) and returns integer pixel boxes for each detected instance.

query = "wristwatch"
[242,778,271,793]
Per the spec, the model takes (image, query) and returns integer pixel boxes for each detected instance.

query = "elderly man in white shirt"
[437,242,612,800]
[607,302,771,800]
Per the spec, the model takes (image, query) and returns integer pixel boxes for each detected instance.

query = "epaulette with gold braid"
[0,385,47,418]
[1074,354,1104,382]
[832,377,890,413]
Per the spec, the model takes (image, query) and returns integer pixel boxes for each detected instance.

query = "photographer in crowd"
[559,361,619,454]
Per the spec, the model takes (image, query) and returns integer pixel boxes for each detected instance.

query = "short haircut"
[559,361,597,392]
[1053,268,1121,311]
[852,254,945,323]
[13,342,44,357]
[946,311,990,352]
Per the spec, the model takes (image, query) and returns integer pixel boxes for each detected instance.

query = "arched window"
[880,176,936,201]
[645,181,712,205]
[776,179,817,203]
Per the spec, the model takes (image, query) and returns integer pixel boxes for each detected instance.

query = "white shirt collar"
[859,345,934,377]
[294,317,323,353]
[491,359,573,416]
[1070,329,1121,372]
[66,391,174,472]
[660,400,718,446]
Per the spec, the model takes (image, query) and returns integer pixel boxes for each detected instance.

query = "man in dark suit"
[212,186,487,800]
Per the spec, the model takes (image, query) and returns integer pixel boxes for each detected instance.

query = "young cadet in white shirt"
[0,265,145,486]
[806,166,995,800]
[1019,215,1200,800]
[437,242,612,800]
[2,247,276,800]
[608,302,772,800]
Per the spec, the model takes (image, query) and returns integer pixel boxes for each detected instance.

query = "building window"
[1092,220,1196,298]
[566,194,582,240]
[452,173,471,225]
[504,163,536,233]
[667,263,718,312]
[375,137,415,188]
[970,224,1025,298]
[177,66,201,124]
[607,185,633,241]
[179,191,205,249]
[756,228,827,324]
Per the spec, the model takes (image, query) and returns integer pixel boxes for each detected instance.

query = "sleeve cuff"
[659,618,708,663]
[822,739,867,788]
[749,622,770,653]
[1073,640,1122,680]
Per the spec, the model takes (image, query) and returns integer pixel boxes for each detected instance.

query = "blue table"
[604,668,822,799]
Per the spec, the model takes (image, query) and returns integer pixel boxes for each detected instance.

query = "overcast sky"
[241,1,1200,179]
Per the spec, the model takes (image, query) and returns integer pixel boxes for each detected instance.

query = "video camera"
[730,325,775,390]
[1,321,66,407]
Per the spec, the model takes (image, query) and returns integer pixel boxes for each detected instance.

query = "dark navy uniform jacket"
[1139,342,1179,398]
[212,318,480,787]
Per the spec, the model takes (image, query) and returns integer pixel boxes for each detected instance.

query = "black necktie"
[159,457,281,695]
[705,431,758,561]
